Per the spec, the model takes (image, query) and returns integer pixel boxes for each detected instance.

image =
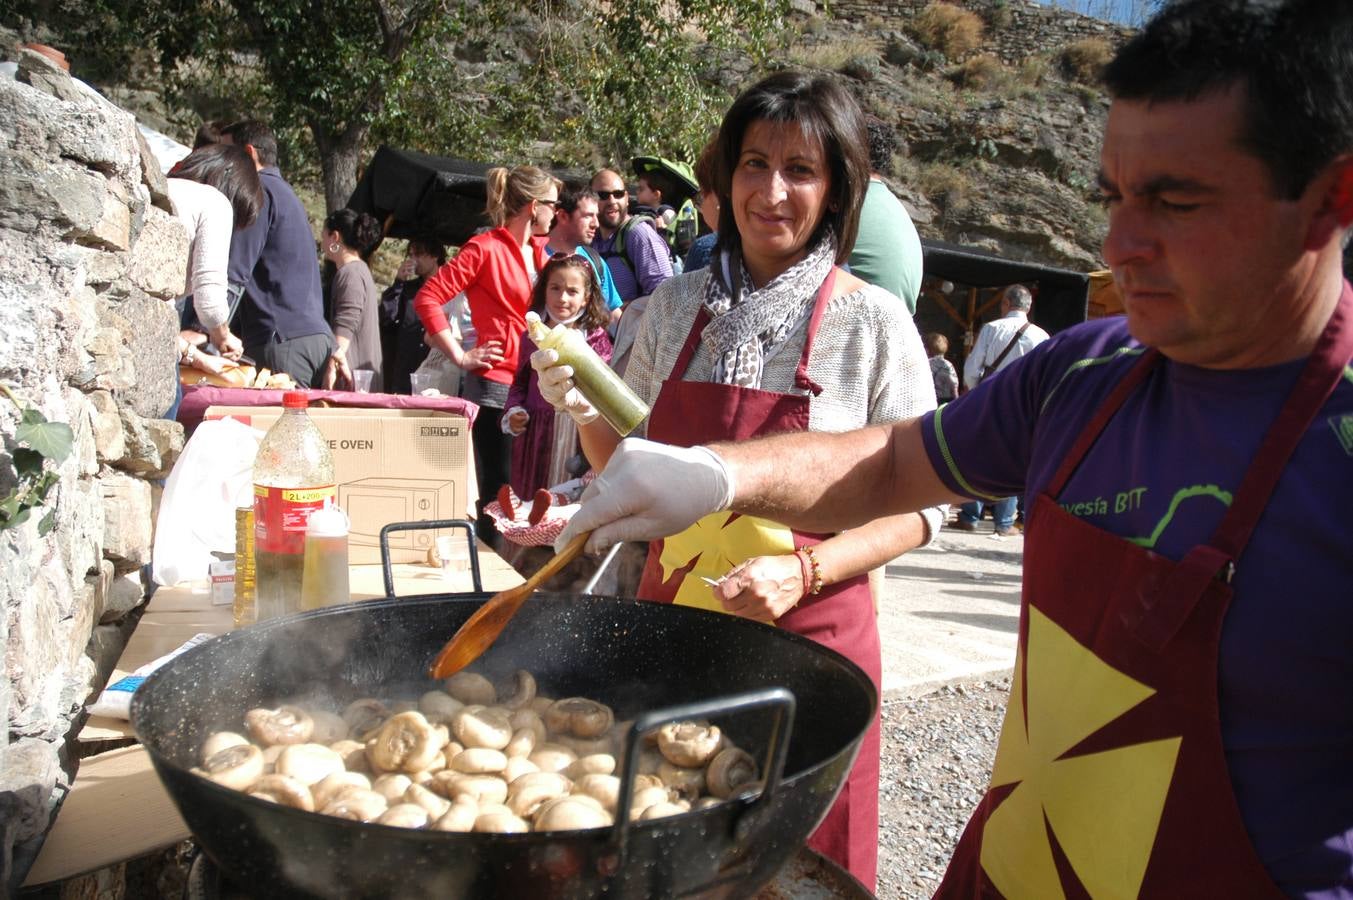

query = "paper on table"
[86,633,216,719]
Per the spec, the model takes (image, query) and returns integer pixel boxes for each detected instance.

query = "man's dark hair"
[170,143,265,229]
[1104,0,1353,200]
[408,235,447,266]
[324,208,383,260]
[555,188,599,216]
[864,116,897,175]
[712,70,871,265]
[193,119,230,150]
[222,119,279,168]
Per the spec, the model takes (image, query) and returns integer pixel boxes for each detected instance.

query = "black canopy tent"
[916,239,1092,376]
[346,146,588,248]
[346,147,495,247]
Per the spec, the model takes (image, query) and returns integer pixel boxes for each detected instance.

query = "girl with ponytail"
[413,165,560,533]
[322,208,385,391]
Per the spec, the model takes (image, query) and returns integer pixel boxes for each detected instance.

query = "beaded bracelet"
[797,545,824,596]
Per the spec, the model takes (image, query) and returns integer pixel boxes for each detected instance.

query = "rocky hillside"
[791,0,1129,271]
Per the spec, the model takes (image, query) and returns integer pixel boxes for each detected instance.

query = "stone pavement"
[877,521,1023,698]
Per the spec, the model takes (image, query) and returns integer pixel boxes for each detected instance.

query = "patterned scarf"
[700,230,837,387]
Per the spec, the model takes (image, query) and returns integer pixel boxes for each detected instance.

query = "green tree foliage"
[9,0,788,210]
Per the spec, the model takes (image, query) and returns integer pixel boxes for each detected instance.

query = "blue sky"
[1036,0,1152,26]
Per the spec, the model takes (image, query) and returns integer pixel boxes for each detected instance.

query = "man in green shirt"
[847,117,924,314]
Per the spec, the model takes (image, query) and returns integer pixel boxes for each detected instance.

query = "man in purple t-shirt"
[589,168,674,303]
[558,2,1353,895]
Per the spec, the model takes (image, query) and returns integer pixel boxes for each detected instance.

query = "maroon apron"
[936,287,1353,899]
[635,269,883,891]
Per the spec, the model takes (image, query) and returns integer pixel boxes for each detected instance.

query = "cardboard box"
[204,406,477,564]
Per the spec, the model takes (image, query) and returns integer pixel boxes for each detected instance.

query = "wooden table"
[22,550,523,889]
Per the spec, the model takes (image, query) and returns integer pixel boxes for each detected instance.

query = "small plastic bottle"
[526,312,648,436]
[301,501,350,610]
[253,391,335,621]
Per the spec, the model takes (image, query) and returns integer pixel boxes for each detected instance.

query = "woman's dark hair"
[712,70,870,265]
[324,209,383,260]
[694,136,719,195]
[193,119,230,149]
[530,254,609,333]
[1104,0,1353,200]
[170,143,265,229]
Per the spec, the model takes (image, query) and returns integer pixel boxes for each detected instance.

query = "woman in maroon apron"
[534,71,942,891]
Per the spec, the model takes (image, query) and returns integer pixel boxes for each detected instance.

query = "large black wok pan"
[131,530,877,898]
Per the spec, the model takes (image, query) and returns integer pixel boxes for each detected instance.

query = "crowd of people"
[157,2,1353,891]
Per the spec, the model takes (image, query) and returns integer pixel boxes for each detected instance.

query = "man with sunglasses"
[589,169,674,302]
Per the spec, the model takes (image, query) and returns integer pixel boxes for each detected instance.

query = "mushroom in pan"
[321,787,388,822]
[371,773,414,802]
[658,760,706,801]
[498,670,537,710]
[418,690,464,724]
[248,773,315,812]
[312,771,371,809]
[452,706,513,750]
[534,795,611,831]
[505,727,538,759]
[474,811,529,833]
[200,731,250,763]
[450,747,508,775]
[543,698,614,739]
[342,699,389,739]
[445,672,497,706]
[404,783,451,819]
[376,803,431,829]
[706,747,759,799]
[432,800,479,832]
[431,772,508,806]
[245,706,314,746]
[502,755,539,783]
[629,785,672,819]
[328,739,368,773]
[527,743,577,774]
[507,777,569,819]
[276,743,345,787]
[368,711,446,773]
[656,722,721,768]
[564,753,616,779]
[639,801,689,820]
[571,773,621,814]
[195,743,264,791]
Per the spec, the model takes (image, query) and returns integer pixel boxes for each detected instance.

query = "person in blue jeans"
[954,495,1017,535]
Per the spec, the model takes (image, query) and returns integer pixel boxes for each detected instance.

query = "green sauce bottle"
[526,312,649,436]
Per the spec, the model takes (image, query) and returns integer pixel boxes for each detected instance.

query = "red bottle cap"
[282,391,309,408]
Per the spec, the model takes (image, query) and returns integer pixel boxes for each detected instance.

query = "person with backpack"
[589,168,674,302]
[632,156,701,275]
[544,188,623,315]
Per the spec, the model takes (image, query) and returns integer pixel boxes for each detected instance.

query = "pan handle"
[601,686,796,878]
[378,519,482,597]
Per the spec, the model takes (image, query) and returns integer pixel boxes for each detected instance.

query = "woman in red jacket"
[414,166,558,531]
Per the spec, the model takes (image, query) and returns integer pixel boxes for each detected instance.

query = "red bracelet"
[796,546,824,596]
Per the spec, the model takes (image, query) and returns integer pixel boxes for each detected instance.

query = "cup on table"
[409,372,440,396]
[435,534,467,579]
[352,368,375,393]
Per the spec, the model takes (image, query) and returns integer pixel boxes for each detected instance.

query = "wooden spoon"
[428,531,590,678]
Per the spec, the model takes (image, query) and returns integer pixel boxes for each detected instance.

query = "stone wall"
[825,0,1133,63]
[0,48,186,889]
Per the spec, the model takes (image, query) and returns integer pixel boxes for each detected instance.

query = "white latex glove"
[555,439,735,554]
[531,348,599,426]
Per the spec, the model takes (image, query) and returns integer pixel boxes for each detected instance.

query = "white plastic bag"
[151,417,262,586]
